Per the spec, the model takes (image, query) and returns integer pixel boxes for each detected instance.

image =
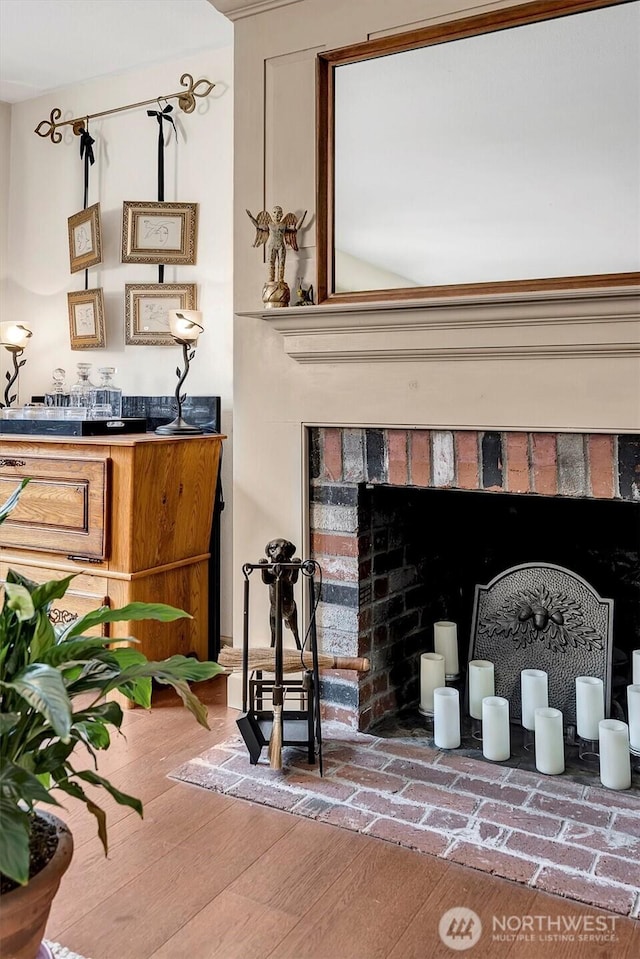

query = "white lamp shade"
[168,310,203,343]
[0,322,32,349]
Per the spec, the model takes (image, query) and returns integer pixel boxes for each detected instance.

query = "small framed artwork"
[121,201,198,265]
[68,202,102,274]
[67,288,106,349]
[125,283,197,345]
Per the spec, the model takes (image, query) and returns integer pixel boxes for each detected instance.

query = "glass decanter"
[90,367,123,418]
[69,362,95,409]
[44,368,70,407]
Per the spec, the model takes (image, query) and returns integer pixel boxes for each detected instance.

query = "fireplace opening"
[315,484,639,785]
[310,427,639,785]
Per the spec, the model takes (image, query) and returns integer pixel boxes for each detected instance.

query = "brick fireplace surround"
[310,426,639,729]
[300,426,640,917]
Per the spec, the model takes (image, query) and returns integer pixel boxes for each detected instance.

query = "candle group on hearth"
[417,638,637,789]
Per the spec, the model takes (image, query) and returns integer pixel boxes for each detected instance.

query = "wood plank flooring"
[45,679,639,959]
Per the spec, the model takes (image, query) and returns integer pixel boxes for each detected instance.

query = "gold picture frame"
[121,201,198,265]
[125,283,197,346]
[67,288,106,350]
[67,203,102,274]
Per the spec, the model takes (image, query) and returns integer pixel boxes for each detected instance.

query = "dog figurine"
[259,538,302,648]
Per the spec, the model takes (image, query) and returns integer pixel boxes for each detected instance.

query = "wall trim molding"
[239,287,640,363]
[209,0,304,21]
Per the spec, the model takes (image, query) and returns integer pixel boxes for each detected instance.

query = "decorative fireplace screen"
[469,563,613,728]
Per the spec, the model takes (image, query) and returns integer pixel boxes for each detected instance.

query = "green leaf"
[31,575,77,611]
[73,720,111,750]
[157,676,210,729]
[4,583,35,621]
[75,769,143,817]
[5,664,72,741]
[0,712,19,735]
[31,740,76,775]
[0,478,29,526]
[63,602,191,640]
[29,610,57,662]
[0,761,60,807]
[40,636,113,668]
[54,778,109,856]
[0,800,30,885]
[72,700,124,729]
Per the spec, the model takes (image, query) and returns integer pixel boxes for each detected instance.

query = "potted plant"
[0,481,224,959]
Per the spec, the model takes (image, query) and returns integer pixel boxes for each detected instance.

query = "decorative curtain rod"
[34,73,215,144]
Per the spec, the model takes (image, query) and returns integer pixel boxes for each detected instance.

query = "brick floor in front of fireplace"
[170,720,640,919]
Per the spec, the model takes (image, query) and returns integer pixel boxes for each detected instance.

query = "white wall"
[225,0,639,649]
[4,46,234,638]
[0,101,11,385]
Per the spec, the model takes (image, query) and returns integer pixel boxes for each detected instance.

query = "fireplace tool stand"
[236,558,324,774]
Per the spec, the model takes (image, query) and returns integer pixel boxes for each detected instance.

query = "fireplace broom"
[218,646,370,674]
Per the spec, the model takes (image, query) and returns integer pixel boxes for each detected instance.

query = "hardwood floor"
[46,679,639,959]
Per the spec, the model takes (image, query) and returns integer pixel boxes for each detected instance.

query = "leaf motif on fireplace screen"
[478,584,604,654]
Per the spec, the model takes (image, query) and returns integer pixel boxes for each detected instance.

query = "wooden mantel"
[239,287,640,364]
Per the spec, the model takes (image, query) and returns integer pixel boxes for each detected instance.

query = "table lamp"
[155,311,204,435]
[1,322,33,408]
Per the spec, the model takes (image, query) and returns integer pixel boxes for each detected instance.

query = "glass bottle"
[69,362,95,410]
[90,367,122,418]
[44,368,70,407]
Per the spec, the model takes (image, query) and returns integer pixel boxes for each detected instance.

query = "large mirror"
[317,0,639,303]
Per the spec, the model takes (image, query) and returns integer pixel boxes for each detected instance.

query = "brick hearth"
[171,726,640,918]
[309,428,640,729]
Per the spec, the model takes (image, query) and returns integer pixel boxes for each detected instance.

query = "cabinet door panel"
[0,562,109,637]
[0,455,108,559]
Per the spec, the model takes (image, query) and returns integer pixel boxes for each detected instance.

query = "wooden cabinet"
[0,432,224,663]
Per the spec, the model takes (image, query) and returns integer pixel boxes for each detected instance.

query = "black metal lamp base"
[155,415,203,435]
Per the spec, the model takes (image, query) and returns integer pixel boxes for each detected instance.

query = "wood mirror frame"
[316,0,640,305]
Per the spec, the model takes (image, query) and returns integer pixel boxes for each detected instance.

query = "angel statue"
[246,205,307,308]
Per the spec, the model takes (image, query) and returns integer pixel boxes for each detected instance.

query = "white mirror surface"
[333,2,639,294]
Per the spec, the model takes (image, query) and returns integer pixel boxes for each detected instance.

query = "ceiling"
[0,0,233,104]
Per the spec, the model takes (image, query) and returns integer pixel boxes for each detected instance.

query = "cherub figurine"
[246,205,307,307]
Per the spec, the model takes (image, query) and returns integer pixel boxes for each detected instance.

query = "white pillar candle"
[433,686,461,749]
[627,685,640,754]
[468,660,495,720]
[534,707,565,775]
[575,676,604,741]
[521,669,548,731]
[599,719,631,790]
[420,652,445,715]
[434,621,459,677]
[482,696,510,761]
[633,649,640,685]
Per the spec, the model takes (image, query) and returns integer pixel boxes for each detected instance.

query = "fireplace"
[309,427,640,734]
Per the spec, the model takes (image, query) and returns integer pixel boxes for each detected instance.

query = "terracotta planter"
[0,812,73,959]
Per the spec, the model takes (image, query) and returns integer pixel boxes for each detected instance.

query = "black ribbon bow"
[147,104,176,202]
[79,128,95,166]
